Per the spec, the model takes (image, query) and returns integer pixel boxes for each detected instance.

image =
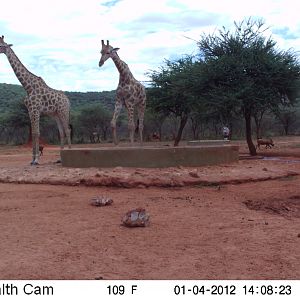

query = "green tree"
[197,18,300,155]
[76,104,111,142]
[3,100,31,143]
[1,99,61,144]
[147,56,199,146]
[143,107,167,141]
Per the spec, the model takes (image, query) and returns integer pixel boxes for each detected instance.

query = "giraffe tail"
[69,124,73,142]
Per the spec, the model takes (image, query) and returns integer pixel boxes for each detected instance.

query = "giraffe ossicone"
[99,40,146,145]
[0,35,71,165]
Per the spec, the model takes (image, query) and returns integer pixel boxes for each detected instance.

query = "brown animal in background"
[256,138,274,149]
[151,132,161,141]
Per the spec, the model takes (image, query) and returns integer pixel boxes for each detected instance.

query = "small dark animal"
[256,138,274,149]
[151,132,161,141]
[39,145,44,156]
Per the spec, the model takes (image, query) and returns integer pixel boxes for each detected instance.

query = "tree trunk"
[189,117,200,140]
[158,127,163,141]
[244,110,257,156]
[284,121,289,135]
[102,126,108,141]
[174,114,188,146]
[229,122,233,140]
[253,110,265,139]
[254,117,261,139]
[193,124,200,140]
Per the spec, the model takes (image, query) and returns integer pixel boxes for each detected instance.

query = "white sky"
[0,0,299,92]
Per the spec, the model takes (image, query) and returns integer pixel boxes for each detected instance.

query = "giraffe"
[0,36,71,165]
[99,40,146,145]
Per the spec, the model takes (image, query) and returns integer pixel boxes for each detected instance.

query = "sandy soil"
[0,137,299,279]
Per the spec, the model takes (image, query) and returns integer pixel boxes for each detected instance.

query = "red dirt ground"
[0,137,300,279]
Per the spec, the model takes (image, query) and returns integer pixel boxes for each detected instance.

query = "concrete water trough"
[61,144,239,168]
[187,139,231,146]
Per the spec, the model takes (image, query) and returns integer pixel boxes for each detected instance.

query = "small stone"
[137,184,146,188]
[95,171,105,177]
[262,168,268,171]
[297,233,300,238]
[122,208,150,227]
[189,170,200,178]
[90,196,113,207]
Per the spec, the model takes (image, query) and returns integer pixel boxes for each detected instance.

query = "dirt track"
[0,138,299,279]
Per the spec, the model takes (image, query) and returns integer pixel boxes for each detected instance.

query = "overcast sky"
[0,0,299,92]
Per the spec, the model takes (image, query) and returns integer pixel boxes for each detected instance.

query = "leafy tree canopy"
[197,18,300,154]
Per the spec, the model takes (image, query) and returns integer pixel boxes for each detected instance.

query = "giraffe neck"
[111,53,133,82]
[5,47,41,93]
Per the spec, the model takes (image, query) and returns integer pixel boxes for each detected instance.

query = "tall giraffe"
[0,36,71,165]
[99,40,146,145]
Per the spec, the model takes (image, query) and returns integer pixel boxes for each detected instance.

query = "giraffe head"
[0,35,13,54]
[99,40,120,67]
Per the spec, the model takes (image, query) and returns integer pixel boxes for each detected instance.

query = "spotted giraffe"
[0,36,71,165]
[99,40,146,145]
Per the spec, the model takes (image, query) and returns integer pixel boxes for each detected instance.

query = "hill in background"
[0,83,116,113]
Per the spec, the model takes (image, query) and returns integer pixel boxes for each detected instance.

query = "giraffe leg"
[137,101,146,146]
[30,113,40,165]
[127,106,135,145]
[59,112,72,149]
[111,100,122,145]
[54,116,65,150]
